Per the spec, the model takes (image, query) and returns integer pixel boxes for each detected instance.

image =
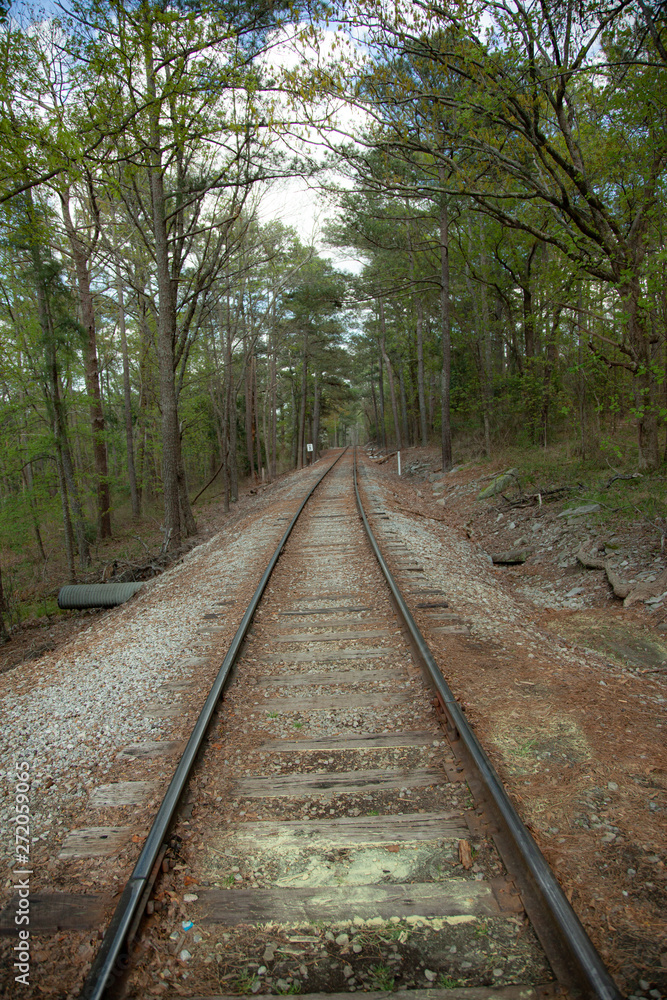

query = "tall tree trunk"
[369,356,380,445]
[61,192,112,538]
[297,331,308,469]
[620,277,661,470]
[377,342,386,449]
[416,302,428,447]
[223,313,238,502]
[60,432,90,570]
[407,225,428,448]
[116,261,140,518]
[291,376,299,467]
[541,305,562,448]
[261,359,270,480]
[438,168,452,470]
[54,448,77,583]
[245,345,255,479]
[379,300,401,449]
[145,36,196,548]
[254,354,263,476]
[269,315,278,479]
[312,372,320,459]
[20,415,47,562]
[398,360,410,448]
[476,220,493,458]
[26,197,90,569]
[0,564,10,642]
[523,285,535,360]
[577,284,587,458]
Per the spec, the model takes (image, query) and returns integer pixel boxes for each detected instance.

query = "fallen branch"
[576,543,606,571]
[605,565,633,601]
[502,486,576,509]
[389,501,449,523]
[601,473,642,489]
[191,462,224,505]
[492,548,532,565]
[574,543,662,603]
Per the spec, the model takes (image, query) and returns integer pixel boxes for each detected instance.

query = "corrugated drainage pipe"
[57,583,144,609]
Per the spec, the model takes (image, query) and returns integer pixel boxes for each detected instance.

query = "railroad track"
[5,449,622,1000]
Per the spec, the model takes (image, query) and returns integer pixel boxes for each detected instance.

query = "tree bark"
[61,192,112,538]
[369,355,380,445]
[0,564,10,642]
[378,300,401,449]
[26,199,90,570]
[438,168,452,469]
[377,343,387,449]
[312,372,320,459]
[254,353,263,475]
[116,261,140,518]
[398,359,410,448]
[415,301,428,447]
[144,34,196,547]
[269,303,278,479]
[297,330,308,469]
[245,344,255,478]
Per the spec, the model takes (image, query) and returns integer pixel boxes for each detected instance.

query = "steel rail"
[353,448,623,1000]
[81,449,348,1000]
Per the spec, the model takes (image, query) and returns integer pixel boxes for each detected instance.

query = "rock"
[343,965,354,979]
[336,934,350,948]
[558,503,601,518]
[477,469,519,500]
[491,549,532,565]
[424,970,437,982]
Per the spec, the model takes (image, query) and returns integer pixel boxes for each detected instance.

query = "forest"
[0,0,665,631]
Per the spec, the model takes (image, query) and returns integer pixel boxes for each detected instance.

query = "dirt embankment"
[368,446,666,997]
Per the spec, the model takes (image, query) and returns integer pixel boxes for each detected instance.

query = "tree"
[333,0,667,466]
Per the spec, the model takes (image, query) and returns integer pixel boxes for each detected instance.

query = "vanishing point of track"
[82,448,622,1000]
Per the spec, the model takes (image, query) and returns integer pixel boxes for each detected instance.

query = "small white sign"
[306,443,314,452]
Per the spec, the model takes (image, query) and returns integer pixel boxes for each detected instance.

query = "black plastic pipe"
[353,448,622,1000]
[81,449,347,1000]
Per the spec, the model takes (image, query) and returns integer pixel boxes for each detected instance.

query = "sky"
[254,20,368,274]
